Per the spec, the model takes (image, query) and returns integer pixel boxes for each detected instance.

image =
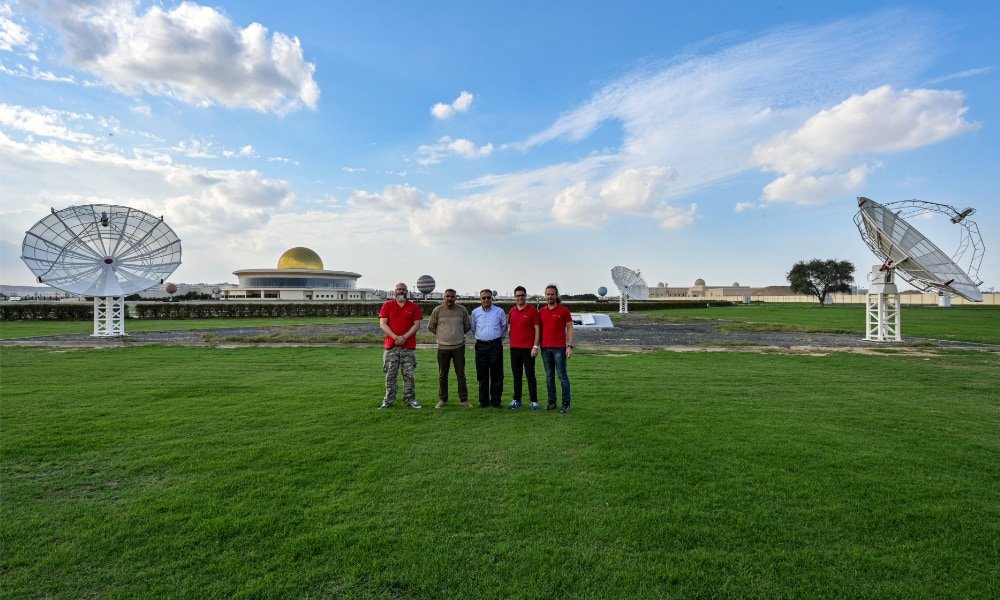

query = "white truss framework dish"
[21,204,182,336]
[855,197,984,302]
[611,265,649,314]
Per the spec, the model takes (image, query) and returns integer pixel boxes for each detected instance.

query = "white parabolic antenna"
[611,265,649,314]
[21,204,182,336]
[854,196,984,341]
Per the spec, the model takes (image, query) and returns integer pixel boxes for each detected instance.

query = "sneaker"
[560,405,571,414]
[459,401,472,408]
[407,400,422,409]
[530,402,540,410]
[509,400,522,409]
[378,401,393,409]
[546,403,558,410]
[435,401,447,409]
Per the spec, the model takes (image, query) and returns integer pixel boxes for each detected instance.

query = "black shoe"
[560,405,571,414]
[479,404,490,408]
[546,403,557,411]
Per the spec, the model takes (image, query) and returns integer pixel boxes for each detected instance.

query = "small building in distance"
[220,247,378,300]
[649,278,754,299]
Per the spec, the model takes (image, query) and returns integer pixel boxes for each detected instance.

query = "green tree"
[787,259,855,305]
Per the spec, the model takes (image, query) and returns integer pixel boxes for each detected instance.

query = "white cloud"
[733,202,757,213]
[0,103,100,143]
[487,11,961,222]
[24,0,320,113]
[0,4,30,51]
[416,136,493,165]
[431,90,474,119]
[0,62,76,83]
[347,183,429,210]
[550,166,694,229]
[409,195,518,238]
[129,104,151,115]
[222,144,257,158]
[753,86,979,203]
[552,182,603,227]
[924,67,992,86]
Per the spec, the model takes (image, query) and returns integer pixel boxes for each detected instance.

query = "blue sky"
[1,1,997,296]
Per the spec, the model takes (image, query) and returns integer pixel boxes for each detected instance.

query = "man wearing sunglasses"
[470,289,508,408]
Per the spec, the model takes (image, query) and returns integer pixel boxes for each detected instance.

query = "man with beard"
[539,284,574,413]
[378,282,423,409]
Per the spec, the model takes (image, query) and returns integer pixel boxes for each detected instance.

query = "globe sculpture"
[597,286,608,297]
[416,274,436,296]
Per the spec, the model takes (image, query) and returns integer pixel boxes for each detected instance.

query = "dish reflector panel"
[611,266,650,299]
[855,198,982,302]
[21,204,182,297]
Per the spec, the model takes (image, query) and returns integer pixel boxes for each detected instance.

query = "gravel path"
[3,314,996,352]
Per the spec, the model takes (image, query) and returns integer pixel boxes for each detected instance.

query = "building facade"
[220,247,377,300]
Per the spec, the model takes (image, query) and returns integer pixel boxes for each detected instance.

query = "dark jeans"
[437,346,468,402]
[541,347,571,407]
[474,339,504,407]
[509,347,538,403]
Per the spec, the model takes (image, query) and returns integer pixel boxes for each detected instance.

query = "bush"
[0,303,95,321]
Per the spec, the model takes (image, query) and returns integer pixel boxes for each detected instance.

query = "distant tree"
[787,259,855,305]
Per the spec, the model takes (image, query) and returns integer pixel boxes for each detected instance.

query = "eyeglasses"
[480,296,492,300]
[514,294,526,297]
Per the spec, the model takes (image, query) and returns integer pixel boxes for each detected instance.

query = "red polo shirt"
[539,304,572,348]
[379,300,423,349]
[508,304,540,349]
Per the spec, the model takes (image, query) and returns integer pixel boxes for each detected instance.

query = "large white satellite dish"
[854,197,984,341]
[21,204,182,336]
[611,265,649,314]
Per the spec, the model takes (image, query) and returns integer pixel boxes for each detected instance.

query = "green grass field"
[2,342,998,598]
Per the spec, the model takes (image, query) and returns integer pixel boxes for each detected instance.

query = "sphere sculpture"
[164,282,178,295]
[597,286,608,297]
[416,275,436,295]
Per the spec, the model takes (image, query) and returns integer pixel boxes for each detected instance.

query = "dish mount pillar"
[93,296,126,337]
[865,264,900,342]
[619,294,629,314]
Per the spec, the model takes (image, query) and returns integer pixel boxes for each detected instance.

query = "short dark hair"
[479,289,493,297]
[545,284,561,304]
[444,288,457,295]
[514,285,526,295]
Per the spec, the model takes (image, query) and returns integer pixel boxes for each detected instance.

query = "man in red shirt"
[507,285,540,410]
[539,284,574,413]
[378,282,423,409]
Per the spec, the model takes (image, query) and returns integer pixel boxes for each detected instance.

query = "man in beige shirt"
[427,288,472,408]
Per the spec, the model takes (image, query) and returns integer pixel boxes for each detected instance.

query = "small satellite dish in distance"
[21,204,182,336]
[611,266,649,314]
[854,196,985,340]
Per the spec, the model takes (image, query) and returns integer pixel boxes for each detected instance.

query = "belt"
[476,338,501,343]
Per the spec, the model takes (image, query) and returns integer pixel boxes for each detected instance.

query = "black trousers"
[509,347,538,403]
[437,346,468,402]
[474,339,504,407]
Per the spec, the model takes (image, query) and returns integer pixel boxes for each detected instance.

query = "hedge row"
[1,299,734,321]
[0,303,99,321]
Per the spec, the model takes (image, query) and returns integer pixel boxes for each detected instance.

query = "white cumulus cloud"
[753,86,979,203]
[24,0,320,113]
[416,136,493,165]
[431,90,474,119]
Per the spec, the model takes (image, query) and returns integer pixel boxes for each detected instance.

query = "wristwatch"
[568,345,574,349]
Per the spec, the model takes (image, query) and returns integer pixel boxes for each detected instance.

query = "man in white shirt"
[470,289,508,408]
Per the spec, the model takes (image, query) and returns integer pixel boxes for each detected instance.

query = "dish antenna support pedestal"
[94,297,126,337]
[864,264,900,342]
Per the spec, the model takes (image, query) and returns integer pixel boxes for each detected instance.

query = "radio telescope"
[854,197,984,341]
[21,204,182,337]
[611,266,649,314]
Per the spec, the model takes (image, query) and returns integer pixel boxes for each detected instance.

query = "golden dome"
[277,247,324,270]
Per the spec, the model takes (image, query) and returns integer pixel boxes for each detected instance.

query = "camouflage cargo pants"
[383,347,417,405]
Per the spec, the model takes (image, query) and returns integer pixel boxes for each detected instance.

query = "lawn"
[2,345,998,598]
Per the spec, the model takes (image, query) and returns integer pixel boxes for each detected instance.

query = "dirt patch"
[2,314,996,353]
